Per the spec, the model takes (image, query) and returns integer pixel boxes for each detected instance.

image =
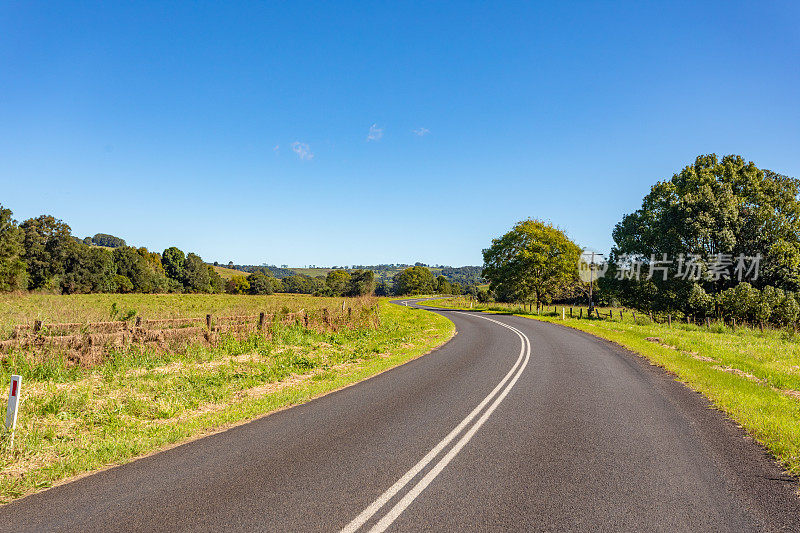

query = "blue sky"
[2,1,798,266]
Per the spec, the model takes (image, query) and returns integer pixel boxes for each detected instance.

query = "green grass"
[211,265,248,280]
[424,296,800,476]
[0,297,454,504]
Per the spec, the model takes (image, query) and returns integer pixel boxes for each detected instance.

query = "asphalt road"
[2,300,799,532]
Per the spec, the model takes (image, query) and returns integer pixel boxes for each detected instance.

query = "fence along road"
[1,299,799,531]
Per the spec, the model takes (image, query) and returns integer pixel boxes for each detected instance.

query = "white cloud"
[413,127,430,136]
[273,144,280,154]
[367,123,384,142]
[291,141,313,160]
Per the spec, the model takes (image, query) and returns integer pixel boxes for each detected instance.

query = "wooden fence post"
[206,314,212,331]
[579,308,583,319]
[595,309,601,319]
[667,315,672,327]
[706,317,711,328]
[304,311,309,328]
[135,316,142,328]
[259,312,265,332]
[33,320,42,334]
[732,317,736,330]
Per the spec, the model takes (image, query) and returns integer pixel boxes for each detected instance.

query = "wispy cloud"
[273,144,280,154]
[291,141,313,160]
[367,124,384,142]
[413,127,430,136]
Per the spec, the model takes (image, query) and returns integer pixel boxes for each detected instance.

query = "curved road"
[2,300,799,532]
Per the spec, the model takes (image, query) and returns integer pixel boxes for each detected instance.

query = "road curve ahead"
[2,300,799,532]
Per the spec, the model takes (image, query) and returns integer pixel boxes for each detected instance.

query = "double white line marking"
[341,313,532,532]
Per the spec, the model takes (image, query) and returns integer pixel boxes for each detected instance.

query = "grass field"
[0,292,362,339]
[211,265,248,280]
[0,294,454,503]
[424,296,800,477]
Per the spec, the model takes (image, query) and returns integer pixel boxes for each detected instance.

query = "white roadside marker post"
[5,375,21,449]
[562,307,565,320]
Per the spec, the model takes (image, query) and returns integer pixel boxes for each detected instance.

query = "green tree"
[226,275,250,295]
[0,205,27,291]
[609,155,800,312]
[393,266,435,295]
[91,233,126,248]
[20,215,74,290]
[326,269,351,296]
[183,253,212,293]
[247,272,275,295]
[113,246,155,292]
[435,275,451,294]
[482,219,581,305]
[62,244,116,294]
[161,247,186,285]
[208,266,224,293]
[346,269,375,296]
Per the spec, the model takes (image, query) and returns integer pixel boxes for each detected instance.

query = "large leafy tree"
[346,269,375,297]
[183,253,212,293]
[161,247,186,284]
[482,219,581,305]
[607,154,800,311]
[393,266,435,295]
[62,245,116,294]
[326,269,351,296]
[0,205,27,291]
[20,215,74,289]
[247,272,275,295]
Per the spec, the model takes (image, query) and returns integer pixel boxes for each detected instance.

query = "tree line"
[0,206,223,294]
[223,269,376,297]
[0,204,477,298]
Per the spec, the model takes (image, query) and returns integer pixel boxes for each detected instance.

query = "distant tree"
[113,246,155,292]
[208,266,224,293]
[393,266,436,295]
[91,233,126,248]
[0,205,27,291]
[482,218,581,305]
[247,272,275,295]
[435,275,451,294]
[20,215,74,290]
[346,269,375,296]
[226,275,250,295]
[61,244,116,294]
[183,253,212,292]
[161,247,186,284]
[326,269,351,296]
[375,280,391,296]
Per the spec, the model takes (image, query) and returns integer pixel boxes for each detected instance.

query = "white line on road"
[340,313,531,533]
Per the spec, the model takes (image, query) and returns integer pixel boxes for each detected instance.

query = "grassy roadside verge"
[0,299,454,504]
[423,296,800,477]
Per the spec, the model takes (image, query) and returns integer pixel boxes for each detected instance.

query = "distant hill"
[211,265,249,280]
